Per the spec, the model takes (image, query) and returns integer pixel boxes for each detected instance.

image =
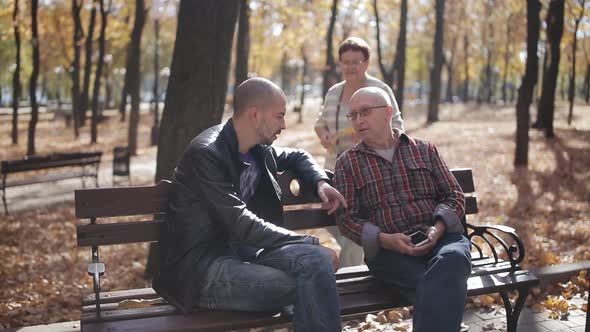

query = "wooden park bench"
[1,151,102,214]
[75,168,539,332]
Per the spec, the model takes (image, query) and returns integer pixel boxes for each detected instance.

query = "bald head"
[350,86,391,107]
[233,77,286,117]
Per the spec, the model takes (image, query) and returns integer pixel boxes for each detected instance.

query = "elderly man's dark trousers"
[366,233,472,332]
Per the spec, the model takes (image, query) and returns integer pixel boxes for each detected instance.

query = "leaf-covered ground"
[0,100,588,328]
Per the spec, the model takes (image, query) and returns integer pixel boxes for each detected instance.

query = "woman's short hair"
[338,37,371,61]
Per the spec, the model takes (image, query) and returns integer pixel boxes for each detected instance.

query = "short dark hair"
[233,77,283,117]
[338,37,370,61]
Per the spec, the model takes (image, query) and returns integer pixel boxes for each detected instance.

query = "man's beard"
[257,127,278,145]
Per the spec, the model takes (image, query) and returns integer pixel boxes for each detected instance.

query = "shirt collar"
[351,128,407,154]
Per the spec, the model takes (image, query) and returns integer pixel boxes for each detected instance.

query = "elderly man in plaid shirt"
[333,87,472,332]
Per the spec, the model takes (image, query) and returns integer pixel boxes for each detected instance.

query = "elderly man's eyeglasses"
[346,105,388,120]
[340,60,365,67]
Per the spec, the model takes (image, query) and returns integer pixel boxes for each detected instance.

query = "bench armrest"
[466,223,525,270]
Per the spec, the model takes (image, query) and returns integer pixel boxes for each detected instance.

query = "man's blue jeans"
[196,243,341,332]
[366,233,472,332]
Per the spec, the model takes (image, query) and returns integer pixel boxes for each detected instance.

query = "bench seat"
[79,266,538,331]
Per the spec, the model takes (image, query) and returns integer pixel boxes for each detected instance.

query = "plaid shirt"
[333,131,465,258]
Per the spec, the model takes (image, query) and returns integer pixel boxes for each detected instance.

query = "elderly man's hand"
[317,180,347,214]
[379,232,434,256]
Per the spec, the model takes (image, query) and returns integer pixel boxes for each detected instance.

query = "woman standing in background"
[314,37,404,267]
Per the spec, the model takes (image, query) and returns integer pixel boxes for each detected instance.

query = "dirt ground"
[0,99,588,328]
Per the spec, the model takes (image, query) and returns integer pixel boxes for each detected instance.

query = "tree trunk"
[298,45,307,124]
[484,52,493,103]
[539,39,548,101]
[537,0,564,138]
[71,0,83,138]
[147,1,240,279]
[560,74,567,100]
[568,0,585,125]
[12,0,21,145]
[445,36,457,103]
[393,0,407,113]
[373,0,394,88]
[118,68,129,121]
[427,0,445,123]
[482,1,494,104]
[584,63,590,104]
[463,34,469,102]
[126,0,147,155]
[502,15,513,104]
[27,0,40,156]
[445,59,453,103]
[151,18,160,146]
[515,0,541,167]
[91,0,108,144]
[80,0,98,126]
[155,0,240,182]
[322,0,339,99]
[234,0,250,91]
[280,52,290,95]
[41,74,48,102]
[105,60,112,109]
[532,39,548,127]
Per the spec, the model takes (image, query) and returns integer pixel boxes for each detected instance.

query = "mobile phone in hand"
[409,230,429,247]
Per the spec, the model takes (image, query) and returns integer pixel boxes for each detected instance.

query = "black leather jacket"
[153,119,329,313]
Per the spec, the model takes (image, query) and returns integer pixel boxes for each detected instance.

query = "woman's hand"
[320,131,335,149]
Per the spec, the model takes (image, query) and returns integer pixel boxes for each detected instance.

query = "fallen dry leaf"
[2,103,589,329]
[117,298,166,309]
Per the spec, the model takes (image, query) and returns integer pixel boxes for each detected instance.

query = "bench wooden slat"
[278,168,475,207]
[282,208,335,230]
[450,168,475,193]
[73,169,474,220]
[83,288,159,306]
[77,221,163,247]
[76,197,478,248]
[75,180,171,218]
[82,308,290,332]
[74,199,477,247]
[3,170,87,188]
[1,152,102,173]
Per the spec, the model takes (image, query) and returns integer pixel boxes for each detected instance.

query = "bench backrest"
[1,151,102,174]
[75,168,477,248]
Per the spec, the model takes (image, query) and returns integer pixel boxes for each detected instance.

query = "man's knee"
[435,248,471,277]
[298,245,336,274]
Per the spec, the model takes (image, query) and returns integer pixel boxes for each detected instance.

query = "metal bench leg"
[500,287,529,332]
[2,176,8,215]
[2,188,7,215]
[81,172,87,189]
[88,245,105,317]
[96,163,100,187]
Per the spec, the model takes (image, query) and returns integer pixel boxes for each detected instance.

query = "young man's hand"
[317,181,347,214]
